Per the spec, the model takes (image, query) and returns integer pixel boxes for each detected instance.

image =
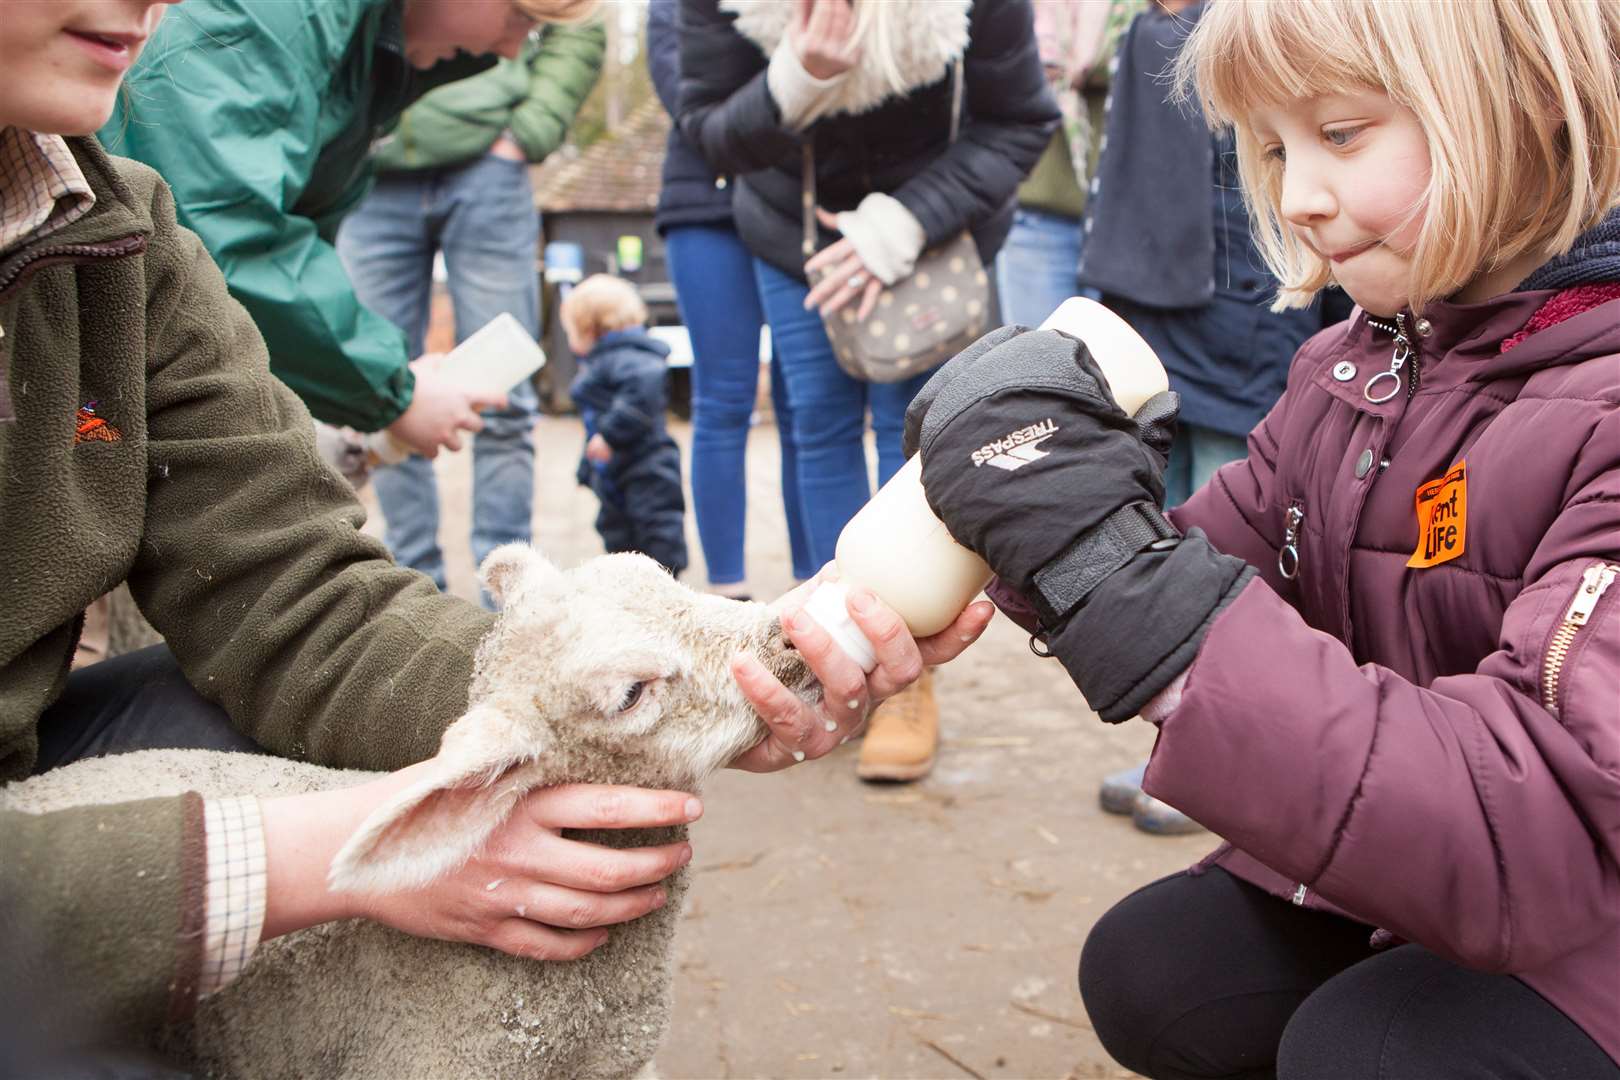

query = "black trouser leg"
[33,643,264,773]
[1080,867,1617,1079]
[1280,944,1618,1080]
[1081,867,1378,1079]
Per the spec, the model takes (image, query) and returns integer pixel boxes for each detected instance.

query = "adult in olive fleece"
[0,137,493,1044]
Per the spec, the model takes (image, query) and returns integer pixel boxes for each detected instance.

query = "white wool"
[2,547,821,1080]
[721,0,972,119]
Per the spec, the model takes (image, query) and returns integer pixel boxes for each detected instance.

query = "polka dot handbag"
[799,58,989,384]
[806,231,991,384]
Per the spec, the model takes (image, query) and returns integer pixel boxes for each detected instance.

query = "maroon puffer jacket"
[1151,285,1620,1060]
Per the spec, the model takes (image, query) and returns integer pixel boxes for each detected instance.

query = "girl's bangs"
[1182,0,1382,123]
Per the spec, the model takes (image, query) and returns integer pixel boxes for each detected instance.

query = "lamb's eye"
[616,682,646,713]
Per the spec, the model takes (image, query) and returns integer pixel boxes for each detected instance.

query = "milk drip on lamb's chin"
[803,298,1171,669]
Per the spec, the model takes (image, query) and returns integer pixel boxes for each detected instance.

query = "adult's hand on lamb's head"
[728,566,994,772]
[351,779,701,962]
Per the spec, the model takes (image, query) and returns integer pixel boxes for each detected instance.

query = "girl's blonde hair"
[513,0,603,26]
[1177,0,1620,311]
[560,275,649,343]
[848,2,920,101]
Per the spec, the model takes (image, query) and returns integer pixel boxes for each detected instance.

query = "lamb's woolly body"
[1,548,815,1080]
[719,0,972,116]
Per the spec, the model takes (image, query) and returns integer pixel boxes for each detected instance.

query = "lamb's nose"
[764,617,798,660]
[761,618,814,691]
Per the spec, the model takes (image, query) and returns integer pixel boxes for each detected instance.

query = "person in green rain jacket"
[337,23,604,597]
[99,0,590,453]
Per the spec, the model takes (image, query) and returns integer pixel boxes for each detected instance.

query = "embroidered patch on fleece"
[1408,460,1467,568]
[74,400,120,444]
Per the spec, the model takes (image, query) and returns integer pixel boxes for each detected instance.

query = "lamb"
[1,544,817,1079]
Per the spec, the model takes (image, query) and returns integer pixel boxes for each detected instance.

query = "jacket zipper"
[1400,312,1422,399]
[1361,313,1420,403]
[1541,562,1619,714]
[1278,500,1305,580]
[0,235,148,303]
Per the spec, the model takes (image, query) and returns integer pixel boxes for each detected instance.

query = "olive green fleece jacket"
[0,138,494,1048]
[373,22,606,173]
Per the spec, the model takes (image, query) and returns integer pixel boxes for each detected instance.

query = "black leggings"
[1080,867,1617,1080]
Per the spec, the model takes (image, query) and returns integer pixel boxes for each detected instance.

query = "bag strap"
[801,54,965,260]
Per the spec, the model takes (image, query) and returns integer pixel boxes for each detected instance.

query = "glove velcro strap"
[1031,501,1178,628]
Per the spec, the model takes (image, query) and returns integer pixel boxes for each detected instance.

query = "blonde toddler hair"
[560,274,650,344]
[1177,0,1620,312]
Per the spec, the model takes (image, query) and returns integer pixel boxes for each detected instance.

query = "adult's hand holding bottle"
[906,319,1254,722]
[386,358,508,458]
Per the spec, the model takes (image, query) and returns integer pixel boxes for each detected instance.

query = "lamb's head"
[475,543,819,776]
[329,544,816,893]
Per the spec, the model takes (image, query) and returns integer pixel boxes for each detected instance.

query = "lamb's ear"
[328,705,552,895]
[479,543,559,608]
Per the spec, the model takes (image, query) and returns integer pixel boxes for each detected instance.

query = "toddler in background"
[562,275,690,577]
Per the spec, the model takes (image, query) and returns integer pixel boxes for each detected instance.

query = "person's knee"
[1276,947,1441,1080]
[690,392,755,433]
[1080,892,1175,1076]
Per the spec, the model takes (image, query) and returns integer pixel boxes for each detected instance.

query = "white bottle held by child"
[802,297,1170,670]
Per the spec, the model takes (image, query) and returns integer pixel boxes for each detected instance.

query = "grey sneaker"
[1099,763,1148,815]
[1132,791,1206,835]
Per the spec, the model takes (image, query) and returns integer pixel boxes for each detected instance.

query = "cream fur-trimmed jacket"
[676,0,1058,282]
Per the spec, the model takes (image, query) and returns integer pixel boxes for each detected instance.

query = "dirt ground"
[358,410,1208,1080]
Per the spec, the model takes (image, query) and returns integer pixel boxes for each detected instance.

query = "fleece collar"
[720,0,972,119]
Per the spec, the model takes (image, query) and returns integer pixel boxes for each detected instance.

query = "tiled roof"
[532,97,669,214]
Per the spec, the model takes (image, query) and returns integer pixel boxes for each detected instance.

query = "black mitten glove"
[910,328,1254,721]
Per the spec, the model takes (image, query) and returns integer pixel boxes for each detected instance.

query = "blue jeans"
[752,258,931,568]
[1163,421,1249,507]
[336,152,540,601]
[994,207,1097,328]
[666,225,812,584]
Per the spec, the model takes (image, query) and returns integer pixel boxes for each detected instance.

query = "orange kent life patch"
[1408,461,1467,568]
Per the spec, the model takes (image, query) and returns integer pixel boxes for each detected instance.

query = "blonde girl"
[902,0,1620,1075]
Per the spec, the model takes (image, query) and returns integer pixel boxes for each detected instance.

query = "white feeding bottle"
[365,312,547,466]
[801,297,1170,670]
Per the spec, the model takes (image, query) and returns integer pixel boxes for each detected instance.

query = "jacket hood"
[719,0,971,119]
[1517,205,1620,291]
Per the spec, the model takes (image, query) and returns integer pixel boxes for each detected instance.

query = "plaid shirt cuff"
[200,797,268,996]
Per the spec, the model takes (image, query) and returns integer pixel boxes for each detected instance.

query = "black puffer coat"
[676,0,1058,280]
[649,0,736,234]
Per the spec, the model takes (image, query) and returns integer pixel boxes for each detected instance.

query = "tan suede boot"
[856,668,938,781]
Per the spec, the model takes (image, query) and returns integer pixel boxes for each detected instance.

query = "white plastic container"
[364,312,547,464]
[803,297,1170,671]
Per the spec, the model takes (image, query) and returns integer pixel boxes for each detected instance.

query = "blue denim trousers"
[1163,421,1249,508]
[751,258,931,569]
[665,225,813,584]
[336,152,539,600]
[993,207,1097,328]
